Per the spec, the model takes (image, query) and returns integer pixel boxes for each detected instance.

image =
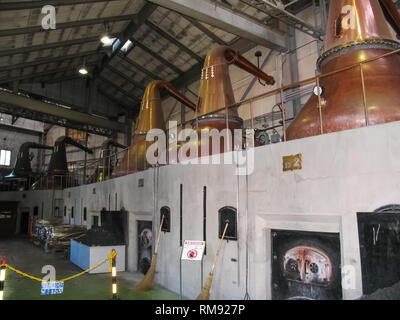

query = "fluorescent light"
[79,67,88,75]
[101,35,112,45]
[121,40,133,53]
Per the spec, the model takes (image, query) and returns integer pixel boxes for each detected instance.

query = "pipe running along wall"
[112,80,196,177]
[286,0,400,140]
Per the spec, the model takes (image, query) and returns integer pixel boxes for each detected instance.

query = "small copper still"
[33,136,93,189]
[286,0,400,140]
[112,80,196,177]
[6,142,53,179]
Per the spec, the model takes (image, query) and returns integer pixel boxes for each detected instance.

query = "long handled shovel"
[135,215,165,291]
[196,222,229,300]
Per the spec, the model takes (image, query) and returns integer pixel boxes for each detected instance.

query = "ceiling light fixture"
[79,67,88,75]
[79,58,89,76]
[101,22,112,45]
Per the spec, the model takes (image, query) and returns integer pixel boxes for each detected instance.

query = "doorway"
[20,211,30,235]
[137,220,152,274]
[358,207,400,295]
[271,229,342,300]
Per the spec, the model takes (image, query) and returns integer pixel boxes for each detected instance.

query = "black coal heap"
[78,226,124,246]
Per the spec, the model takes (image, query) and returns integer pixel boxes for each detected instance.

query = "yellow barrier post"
[110,249,119,300]
[0,255,7,300]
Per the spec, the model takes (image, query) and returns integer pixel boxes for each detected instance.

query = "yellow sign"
[283,154,302,171]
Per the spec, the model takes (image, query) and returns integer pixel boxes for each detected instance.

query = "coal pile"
[77,226,124,246]
[360,281,400,300]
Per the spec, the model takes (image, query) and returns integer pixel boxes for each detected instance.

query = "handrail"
[1,48,399,191]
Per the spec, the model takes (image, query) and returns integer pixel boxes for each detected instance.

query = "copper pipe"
[225,48,275,85]
[196,46,275,120]
[359,63,369,127]
[316,77,324,135]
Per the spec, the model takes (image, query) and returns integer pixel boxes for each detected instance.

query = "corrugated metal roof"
[0,0,310,117]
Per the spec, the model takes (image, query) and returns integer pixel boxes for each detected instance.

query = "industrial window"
[121,40,133,53]
[0,213,12,219]
[66,129,86,145]
[71,207,74,219]
[83,207,87,221]
[0,149,11,166]
[218,206,238,240]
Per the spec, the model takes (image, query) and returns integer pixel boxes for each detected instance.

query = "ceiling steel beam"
[0,0,121,10]
[182,16,227,45]
[0,89,126,133]
[0,36,101,58]
[0,14,137,37]
[0,122,43,136]
[148,0,287,50]
[98,76,141,104]
[0,64,94,84]
[144,20,203,62]
[240,0,324,39]
[119,54,160,80]
[105,65,146,91]
[0,50,99,72]
[131,38,183,75]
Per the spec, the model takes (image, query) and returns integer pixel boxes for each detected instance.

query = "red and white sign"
[181,240,206,261]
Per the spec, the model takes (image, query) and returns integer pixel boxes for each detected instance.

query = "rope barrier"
[0,250,116,283]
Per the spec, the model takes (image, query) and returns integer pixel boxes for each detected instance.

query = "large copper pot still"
[112,80,196,177]
[189,46,275,156]
[286,0,400,140]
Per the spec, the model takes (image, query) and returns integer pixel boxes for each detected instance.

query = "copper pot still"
[187,46,275,157]
[112,80,196,177]
[286,0,400,141]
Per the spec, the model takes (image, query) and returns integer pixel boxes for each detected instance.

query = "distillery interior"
[0,0,400,301]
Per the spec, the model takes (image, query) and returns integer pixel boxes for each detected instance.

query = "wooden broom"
[135,215,165,291]
[196,222,229,300]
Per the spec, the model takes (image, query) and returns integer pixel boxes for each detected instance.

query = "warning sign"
[181,240,205,261]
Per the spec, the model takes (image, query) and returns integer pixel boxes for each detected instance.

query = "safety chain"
[0,250,116,283]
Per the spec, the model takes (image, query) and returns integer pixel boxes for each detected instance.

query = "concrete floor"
[0,236,181,300]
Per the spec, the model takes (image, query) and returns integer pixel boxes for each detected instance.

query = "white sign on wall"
[181,240,206,261]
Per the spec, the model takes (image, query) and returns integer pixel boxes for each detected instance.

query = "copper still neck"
[286,0,400,141]
[47,136,92,175]
[318,0,400,70]
[196,46,275,122]
[112,81,196,177]
[135,80,196,135]
[7,142,53,178]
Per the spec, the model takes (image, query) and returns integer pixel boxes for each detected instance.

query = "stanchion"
[29,216,34,243]
[110,249,119,300]
[0,255,6,300]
